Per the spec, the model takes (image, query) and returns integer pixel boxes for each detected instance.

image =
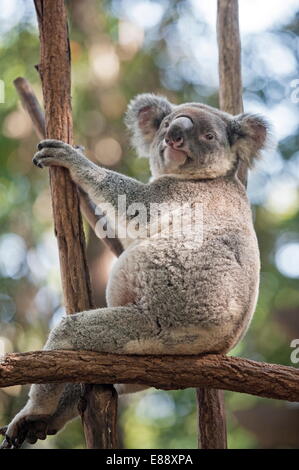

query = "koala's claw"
[0,425,23,449]
[0,426,8,435]
[37,139,73,151]
[33,140,85,169]
[33,147,70,169]
[33,157,44,168]
[74,145,85,152]
[0,416,50,449]
[0,427,10,449]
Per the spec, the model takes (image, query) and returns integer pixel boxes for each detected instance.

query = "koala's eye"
[204,133,215,141]
[164,121,170,128]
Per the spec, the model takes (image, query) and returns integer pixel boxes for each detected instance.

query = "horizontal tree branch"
[1,350,299,402]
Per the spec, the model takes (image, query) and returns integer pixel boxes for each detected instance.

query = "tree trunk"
[33,0,117,449]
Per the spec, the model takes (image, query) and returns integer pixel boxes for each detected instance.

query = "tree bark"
[217,0,246,184]
[33,0,117,449]
[33,0,93,313]
[79,385,118,449]
[1,351,299,403]
[217,0,243,116]
[196,389,227,449]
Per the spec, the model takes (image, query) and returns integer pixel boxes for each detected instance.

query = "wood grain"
[1,351,299,403]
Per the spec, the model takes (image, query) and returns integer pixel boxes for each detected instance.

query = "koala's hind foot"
[1,305,160,448]
[0,383,83,449]
[0,415,53,449]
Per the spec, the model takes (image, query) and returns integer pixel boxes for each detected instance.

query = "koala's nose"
[165,117,193,149]
[165,127,184,148]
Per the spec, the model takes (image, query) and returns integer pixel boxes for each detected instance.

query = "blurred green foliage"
[0,0,299,449]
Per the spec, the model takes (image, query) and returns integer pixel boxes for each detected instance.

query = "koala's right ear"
[125,94,173,157]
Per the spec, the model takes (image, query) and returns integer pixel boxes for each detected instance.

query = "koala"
[0,94,270,448]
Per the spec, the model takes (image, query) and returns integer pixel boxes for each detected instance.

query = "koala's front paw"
[0,414,52,449]
[32,139,80,169]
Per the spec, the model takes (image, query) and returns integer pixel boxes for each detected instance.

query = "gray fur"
[125,93,174,157]
[3,95,271,446]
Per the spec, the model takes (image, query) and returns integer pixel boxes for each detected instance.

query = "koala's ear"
[125,93,173,157]
[229,113,272,166]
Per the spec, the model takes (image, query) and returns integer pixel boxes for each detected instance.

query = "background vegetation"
[0,0,298,448]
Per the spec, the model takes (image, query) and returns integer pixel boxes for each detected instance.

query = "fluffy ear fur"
[125,93,173,157]
[229,113,272,166]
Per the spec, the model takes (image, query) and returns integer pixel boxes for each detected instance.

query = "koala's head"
[125,93,271,179]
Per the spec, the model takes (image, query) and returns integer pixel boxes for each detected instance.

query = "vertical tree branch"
[217,0,245,184]
[196,388,227,449]
[79,385,118,449]
[197,0,244,450]
[217,0,243,116]
[33,0,117,449]
[33,0,91,313]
